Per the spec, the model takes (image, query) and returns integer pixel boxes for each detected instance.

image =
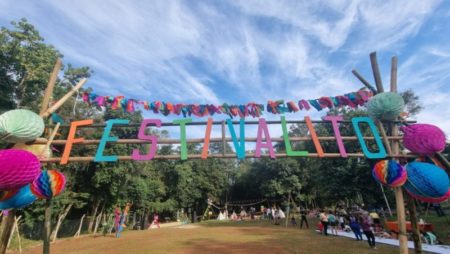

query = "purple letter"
[323,115,347,157]
[132,119,161,160]
[255,118,276,159]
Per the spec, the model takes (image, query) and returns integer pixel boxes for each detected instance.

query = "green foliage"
[0,18,61,111]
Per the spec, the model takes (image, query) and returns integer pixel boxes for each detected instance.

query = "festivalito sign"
[59,115,388,164]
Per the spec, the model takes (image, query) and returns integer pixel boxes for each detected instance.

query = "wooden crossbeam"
[40,152,417,163]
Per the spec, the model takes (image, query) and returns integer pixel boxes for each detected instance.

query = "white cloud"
[1,0,449,142]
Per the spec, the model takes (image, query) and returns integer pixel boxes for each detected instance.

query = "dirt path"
[19,222,399,254]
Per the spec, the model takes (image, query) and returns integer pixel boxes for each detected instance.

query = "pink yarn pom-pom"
[0,149,41,190]
[400,124,446,156]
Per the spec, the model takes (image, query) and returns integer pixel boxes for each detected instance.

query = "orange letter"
[305,116,324,157]
[201,118,213,159]
[60,119,93,164]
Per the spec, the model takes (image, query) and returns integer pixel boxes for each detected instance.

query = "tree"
[0,19,61,111]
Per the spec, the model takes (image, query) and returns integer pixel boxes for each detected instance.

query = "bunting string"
[81,89,373,118]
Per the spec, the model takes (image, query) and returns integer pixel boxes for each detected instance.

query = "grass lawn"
[15,220,401,254]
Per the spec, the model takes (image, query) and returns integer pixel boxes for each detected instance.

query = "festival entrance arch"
[0,53,449,254]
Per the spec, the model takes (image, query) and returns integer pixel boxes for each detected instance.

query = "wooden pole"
[40,59,62,116]
[390,56,398,92]
[40,78,87,118]
[389,55,409,254]
[43,199,52,254]
[0,210,16,254]
[221,121,226,156]
[351,70,378,94]
[370,52,384,93]
[408,196,422,254]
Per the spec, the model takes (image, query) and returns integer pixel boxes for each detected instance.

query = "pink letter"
[131,119,161,160]
[323,115,347,157]
[255,118,276,159]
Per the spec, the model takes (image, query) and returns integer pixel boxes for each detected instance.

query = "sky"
[1,0,450,141]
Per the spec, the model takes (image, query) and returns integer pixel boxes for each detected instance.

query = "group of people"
[318,208,379,249]
[114,204,160,238]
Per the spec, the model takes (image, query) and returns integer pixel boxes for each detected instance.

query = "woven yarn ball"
[367,92,405,120]
[400,124,446,156]
[13,143,52,159]
[0,188,19,201]
[0,185,37,210]
[0,149,41,191]
[31,170,66,199]
[372,160,407,187]
[0,109,44,143]
[404,162,449,199]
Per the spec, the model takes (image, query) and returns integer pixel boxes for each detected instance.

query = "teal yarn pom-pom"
[367,92,404,120]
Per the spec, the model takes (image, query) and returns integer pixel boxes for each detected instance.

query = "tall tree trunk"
[87,199,101,233]
[93,212,102,236]
[93,203,104,236]
[51,203,73,243]
[16,72,27,107]
[73,214,85,238]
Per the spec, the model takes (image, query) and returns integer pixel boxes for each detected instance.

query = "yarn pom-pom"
[367,92,404,120]
[31,170,66,199]
[404,162,449,199]
[0,149,41,191]
[401,124,446,156]
[0,185,37,209]
[372,160,407,187]
[0,109,44,143]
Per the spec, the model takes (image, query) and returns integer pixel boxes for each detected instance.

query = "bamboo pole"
[370,52,384,93]
[352,70,378,94]
[389,56,409,254]
[0,210,16,254]
[221,121,226,156]
[40,78,87,118]
[40,59,62,115]
[39,152,418,163]
[31,135,404,145]
[43,199,52,254]
[44,120,416,128]
[408,196,422,254]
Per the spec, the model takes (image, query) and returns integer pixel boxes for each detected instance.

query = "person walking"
[319,210,329,236]
[361,214,376,249]
[349,214,363,241]
[300,208,309,229]
[148,212,160,229]
[328,212,338,236]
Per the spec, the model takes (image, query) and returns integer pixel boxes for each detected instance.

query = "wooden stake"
[370,52,384,93]
[40,78,87,118]
[40,59,62,116]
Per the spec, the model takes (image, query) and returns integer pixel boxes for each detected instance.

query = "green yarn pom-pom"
[367,92,404,120]
[0,109,44,143]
